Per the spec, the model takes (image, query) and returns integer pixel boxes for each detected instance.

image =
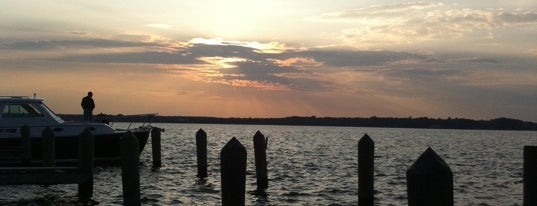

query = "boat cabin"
[0,96,64,127]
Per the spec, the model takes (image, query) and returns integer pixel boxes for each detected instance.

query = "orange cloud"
[272,57,323,68]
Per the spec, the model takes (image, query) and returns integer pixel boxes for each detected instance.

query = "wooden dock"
[0,126,163,205]
[0,126,94,203]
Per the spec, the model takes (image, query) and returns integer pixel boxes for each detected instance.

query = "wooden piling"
[121,132,140,206]
[41,127,55,166]
[358,134,374,205]
[524,146,537,206]
[220,137,247,206]
[253,130,268,190]
[406,147,453,206]
[151,127,162,168]
[21,125,31,164]
[196,128,207,178]
[78,128,94,203]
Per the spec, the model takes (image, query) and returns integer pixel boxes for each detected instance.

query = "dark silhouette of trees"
[59,114,537,131]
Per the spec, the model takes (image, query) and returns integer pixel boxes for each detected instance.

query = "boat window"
[1,103,43,118]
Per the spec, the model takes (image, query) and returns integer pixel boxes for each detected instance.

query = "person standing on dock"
[81,91,95,121]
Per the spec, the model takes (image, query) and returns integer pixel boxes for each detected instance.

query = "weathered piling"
[42,127,55,166]
[253,130,268,190]
[524,146,537,206]
[78,128,94,203]
[121,132,140,206]
[406,147,453,206]
[21,125,31,163]
[196,128,208,178]
[358,134,374,206]
[220,137,247,206]
[151,127,162,168]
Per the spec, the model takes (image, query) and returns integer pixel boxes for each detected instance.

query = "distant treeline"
[59,114,537,131]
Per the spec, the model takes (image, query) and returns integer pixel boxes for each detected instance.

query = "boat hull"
[0,129,150,166]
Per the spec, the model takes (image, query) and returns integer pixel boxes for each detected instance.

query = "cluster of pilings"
[195,129,269,206]
[358,134,537,206]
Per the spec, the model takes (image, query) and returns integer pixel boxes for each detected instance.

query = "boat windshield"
[38,102,65,123]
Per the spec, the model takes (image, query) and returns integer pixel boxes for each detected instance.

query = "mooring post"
[407,147,453,206]
[220,137,247,206]
[524,146,537,206]
[42,127,55,166]
[151,127,162,168]
[78,128,94,203]
[358,134,374,205]
[196,128,207,178]
[21,125,31,164]
[253,130,268,190]
[121,132,140,206]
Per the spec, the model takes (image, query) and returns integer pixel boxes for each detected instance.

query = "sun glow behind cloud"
[189,38,287,53]
[198,56,248,69]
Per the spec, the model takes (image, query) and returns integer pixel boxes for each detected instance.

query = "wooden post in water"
[220,137,246,206]
[151,127,162,168]
[42,127,55,166]
[21,125,31,164]
[524,146,537,206]
[196,128,207,178]
[253,130,268,190]
[121,132,140,206]
[358,134,374,205]
[78,128,94,203]
[406,147,453,206]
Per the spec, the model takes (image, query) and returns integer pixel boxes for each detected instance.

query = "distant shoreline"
[59,114,537,131]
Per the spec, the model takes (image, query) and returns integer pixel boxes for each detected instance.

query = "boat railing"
[105,113,157,130]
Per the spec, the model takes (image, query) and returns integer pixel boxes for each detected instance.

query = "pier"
[0,127,94,203]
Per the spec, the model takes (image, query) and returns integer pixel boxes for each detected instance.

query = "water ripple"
[0,124,534,205]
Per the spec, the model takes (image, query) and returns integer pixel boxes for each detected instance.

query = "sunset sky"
[1,1,536,122]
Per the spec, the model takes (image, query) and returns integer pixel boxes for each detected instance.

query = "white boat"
[0,96,152,165]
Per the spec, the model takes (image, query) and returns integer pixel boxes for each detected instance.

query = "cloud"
[310,2,537,45]
[0,39,159,50]
[1,36,437,92]
[1,36,534,95]
[289,49,434,67]
[272,57,323,68]
[0,36,506,92]
[189,38,288,53]
[311,2,441,22]
[1,35,535,120]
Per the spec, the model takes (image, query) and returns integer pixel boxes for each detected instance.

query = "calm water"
[0,123,536,205]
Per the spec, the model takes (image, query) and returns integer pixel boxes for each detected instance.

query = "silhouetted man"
[81,91,95,121]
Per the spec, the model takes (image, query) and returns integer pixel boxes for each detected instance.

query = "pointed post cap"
[221,137,246,154]
[359,133,374,145]
[197,128,206,135]
[407,147,452,175]
[254,130,264,137]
